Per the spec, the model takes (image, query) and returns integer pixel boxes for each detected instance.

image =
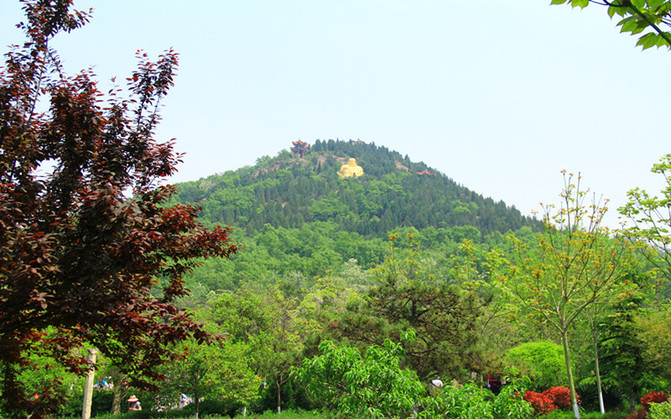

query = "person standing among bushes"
[127,395,141,412]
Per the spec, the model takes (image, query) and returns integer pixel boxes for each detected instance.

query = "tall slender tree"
[503,172,633,419]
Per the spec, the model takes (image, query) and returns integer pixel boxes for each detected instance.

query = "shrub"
[421,382,493,419]
[174,397,243,417]
[648,401,671,419]
[641,392,669,411]
[506,341,567,391]
[490,377,535,419]
[543,386,578,410]
[524,390,556,415]
[545,412,628,419]
[231,410,328,419]
[626,406,648,419]
[59,389,115,417]
[419,378,533,419]
[295,340,424,418]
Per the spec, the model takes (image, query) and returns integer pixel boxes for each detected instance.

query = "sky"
[1,1,669,228]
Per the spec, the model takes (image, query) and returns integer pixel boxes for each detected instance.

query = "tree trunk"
[195,395,200,419]
[592,334,605,415]
[629,387,639,413]
[276,376,282,414]
[81,349,97,419]
[561,331,580,419]
[110,370,124,414]
[110,387,122,415]
[586,314,606,415]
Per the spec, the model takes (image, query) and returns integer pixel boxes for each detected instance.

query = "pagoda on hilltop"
[291,140,310,158]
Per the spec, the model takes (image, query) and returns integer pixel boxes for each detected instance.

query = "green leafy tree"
[502,172,634,418]
[597,294,656,412]
[295,338,424,418]
[160,339,260,418]
[620,154,671,282]
[636,308,671,383]
[506,341,568,391]
[260,288,306,414]
[296,270,357,343]
[574,273,643,414]
[333,234,483,381]
[0,2,237,416]
[207,287,304,414]
[10,333,81,414]
[441,239,523,374]
[551,0,671,50]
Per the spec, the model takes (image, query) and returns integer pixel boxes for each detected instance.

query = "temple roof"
[291,140,310,157]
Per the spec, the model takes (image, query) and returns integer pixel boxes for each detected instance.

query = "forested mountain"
[174,139,540,237]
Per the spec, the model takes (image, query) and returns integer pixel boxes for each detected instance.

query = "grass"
[63,407,642,418]
[544,410,630,419]
[231,410,328,419]
[64,410,637,418]
[61,409,328,419]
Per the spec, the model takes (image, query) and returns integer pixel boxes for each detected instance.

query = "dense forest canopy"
[174,139,540,238]
[171,140,543,293]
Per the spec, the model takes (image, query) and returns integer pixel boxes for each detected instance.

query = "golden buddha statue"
[338,158,364,178]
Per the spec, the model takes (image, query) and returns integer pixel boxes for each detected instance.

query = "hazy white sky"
[1,1,668,227]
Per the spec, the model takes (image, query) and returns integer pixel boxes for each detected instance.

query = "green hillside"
[171,140,541,292]
[175,139,539,237]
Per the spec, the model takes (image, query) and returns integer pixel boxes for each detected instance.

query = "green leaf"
[610,4,631,17]
[647,0,665,8]
[618,16,636,27]
[550,0,568,4]
[571,0,589,7]
[608,6,618,18]
[631,0,646,8]
[620,16,647,34]
[637,32,660,49]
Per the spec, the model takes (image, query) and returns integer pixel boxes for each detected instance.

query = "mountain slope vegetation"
[170,140,541,292]
[175,139,539,238]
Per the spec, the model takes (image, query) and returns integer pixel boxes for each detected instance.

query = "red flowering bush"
[523,391,556,415]
[640,391,668,411]
[543,386,578,410]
